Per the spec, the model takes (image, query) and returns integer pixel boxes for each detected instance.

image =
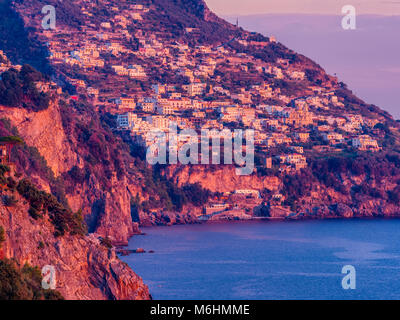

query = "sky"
[205,1,400,119]
[206,0,400,16]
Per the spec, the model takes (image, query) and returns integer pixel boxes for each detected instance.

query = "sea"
[121,219,400,300]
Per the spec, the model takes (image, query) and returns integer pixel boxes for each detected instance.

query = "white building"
[352,135,380,151]
[322,132,344,144]
[234,190,260,198]
[117,112,137,129]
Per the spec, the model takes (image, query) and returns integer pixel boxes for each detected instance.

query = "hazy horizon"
[206,0,400,16]
[218,13,400,119]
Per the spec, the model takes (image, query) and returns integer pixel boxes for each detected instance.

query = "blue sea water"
[121,219,400,300]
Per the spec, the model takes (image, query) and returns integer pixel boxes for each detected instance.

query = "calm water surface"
[121,219,400,300]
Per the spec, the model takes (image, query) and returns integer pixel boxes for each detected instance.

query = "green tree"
[0,259,64,300]
[0,226,5,248]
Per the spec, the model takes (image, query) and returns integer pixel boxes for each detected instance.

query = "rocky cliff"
[0,172,150,300]
[164,165,281,193]
[0,99,141,245]
[0,64,153,299]
[163,155,400,221]
[0,102,76,177]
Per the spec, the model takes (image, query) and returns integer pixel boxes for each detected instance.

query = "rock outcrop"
[164,165,281,193]
[0,102,77,177]
[0,189,150,300]
[0,101,140,245]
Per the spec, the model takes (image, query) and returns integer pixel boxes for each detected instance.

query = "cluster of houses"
[1,1,390,220]
[5,0,385,172]
[114,80,382,174]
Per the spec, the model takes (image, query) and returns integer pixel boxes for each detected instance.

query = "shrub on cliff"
[0,259,64,300]
[0,66,50,111]
[3,194,18,207]
[16,179,87,237]
[352,183,385,200]
[0,121,69,207]
[140,166,212,212]
[0,165,10,187]
[100,237,113,249]
[0,136,23,145]
[282,169,315,204]
[67,166,87,184]
[388,187,400,204]
[0,164,10,176]
[182,183,211,207]
[0,226,5,248]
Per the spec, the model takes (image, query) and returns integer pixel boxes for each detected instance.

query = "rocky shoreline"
[118,209,400,258]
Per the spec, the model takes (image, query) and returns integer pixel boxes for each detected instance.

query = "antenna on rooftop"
[236,18,239,28]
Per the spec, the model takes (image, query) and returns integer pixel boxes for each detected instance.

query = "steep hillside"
[0,0,398,222]
[0,66,139,243]
[0,65,212,240]
[0,66,151,299]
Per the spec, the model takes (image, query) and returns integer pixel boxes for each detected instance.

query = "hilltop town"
[17,1,383,157]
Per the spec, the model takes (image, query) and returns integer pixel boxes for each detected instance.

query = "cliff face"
[163,159,400,221]
[0,185,150,300]
[0,66,152,299]
[74,176,142,245]
[0,100,141,245]
[164,165,280,193]
[0,102,77,177]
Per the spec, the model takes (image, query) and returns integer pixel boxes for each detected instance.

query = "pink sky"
[205,0,400,16]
